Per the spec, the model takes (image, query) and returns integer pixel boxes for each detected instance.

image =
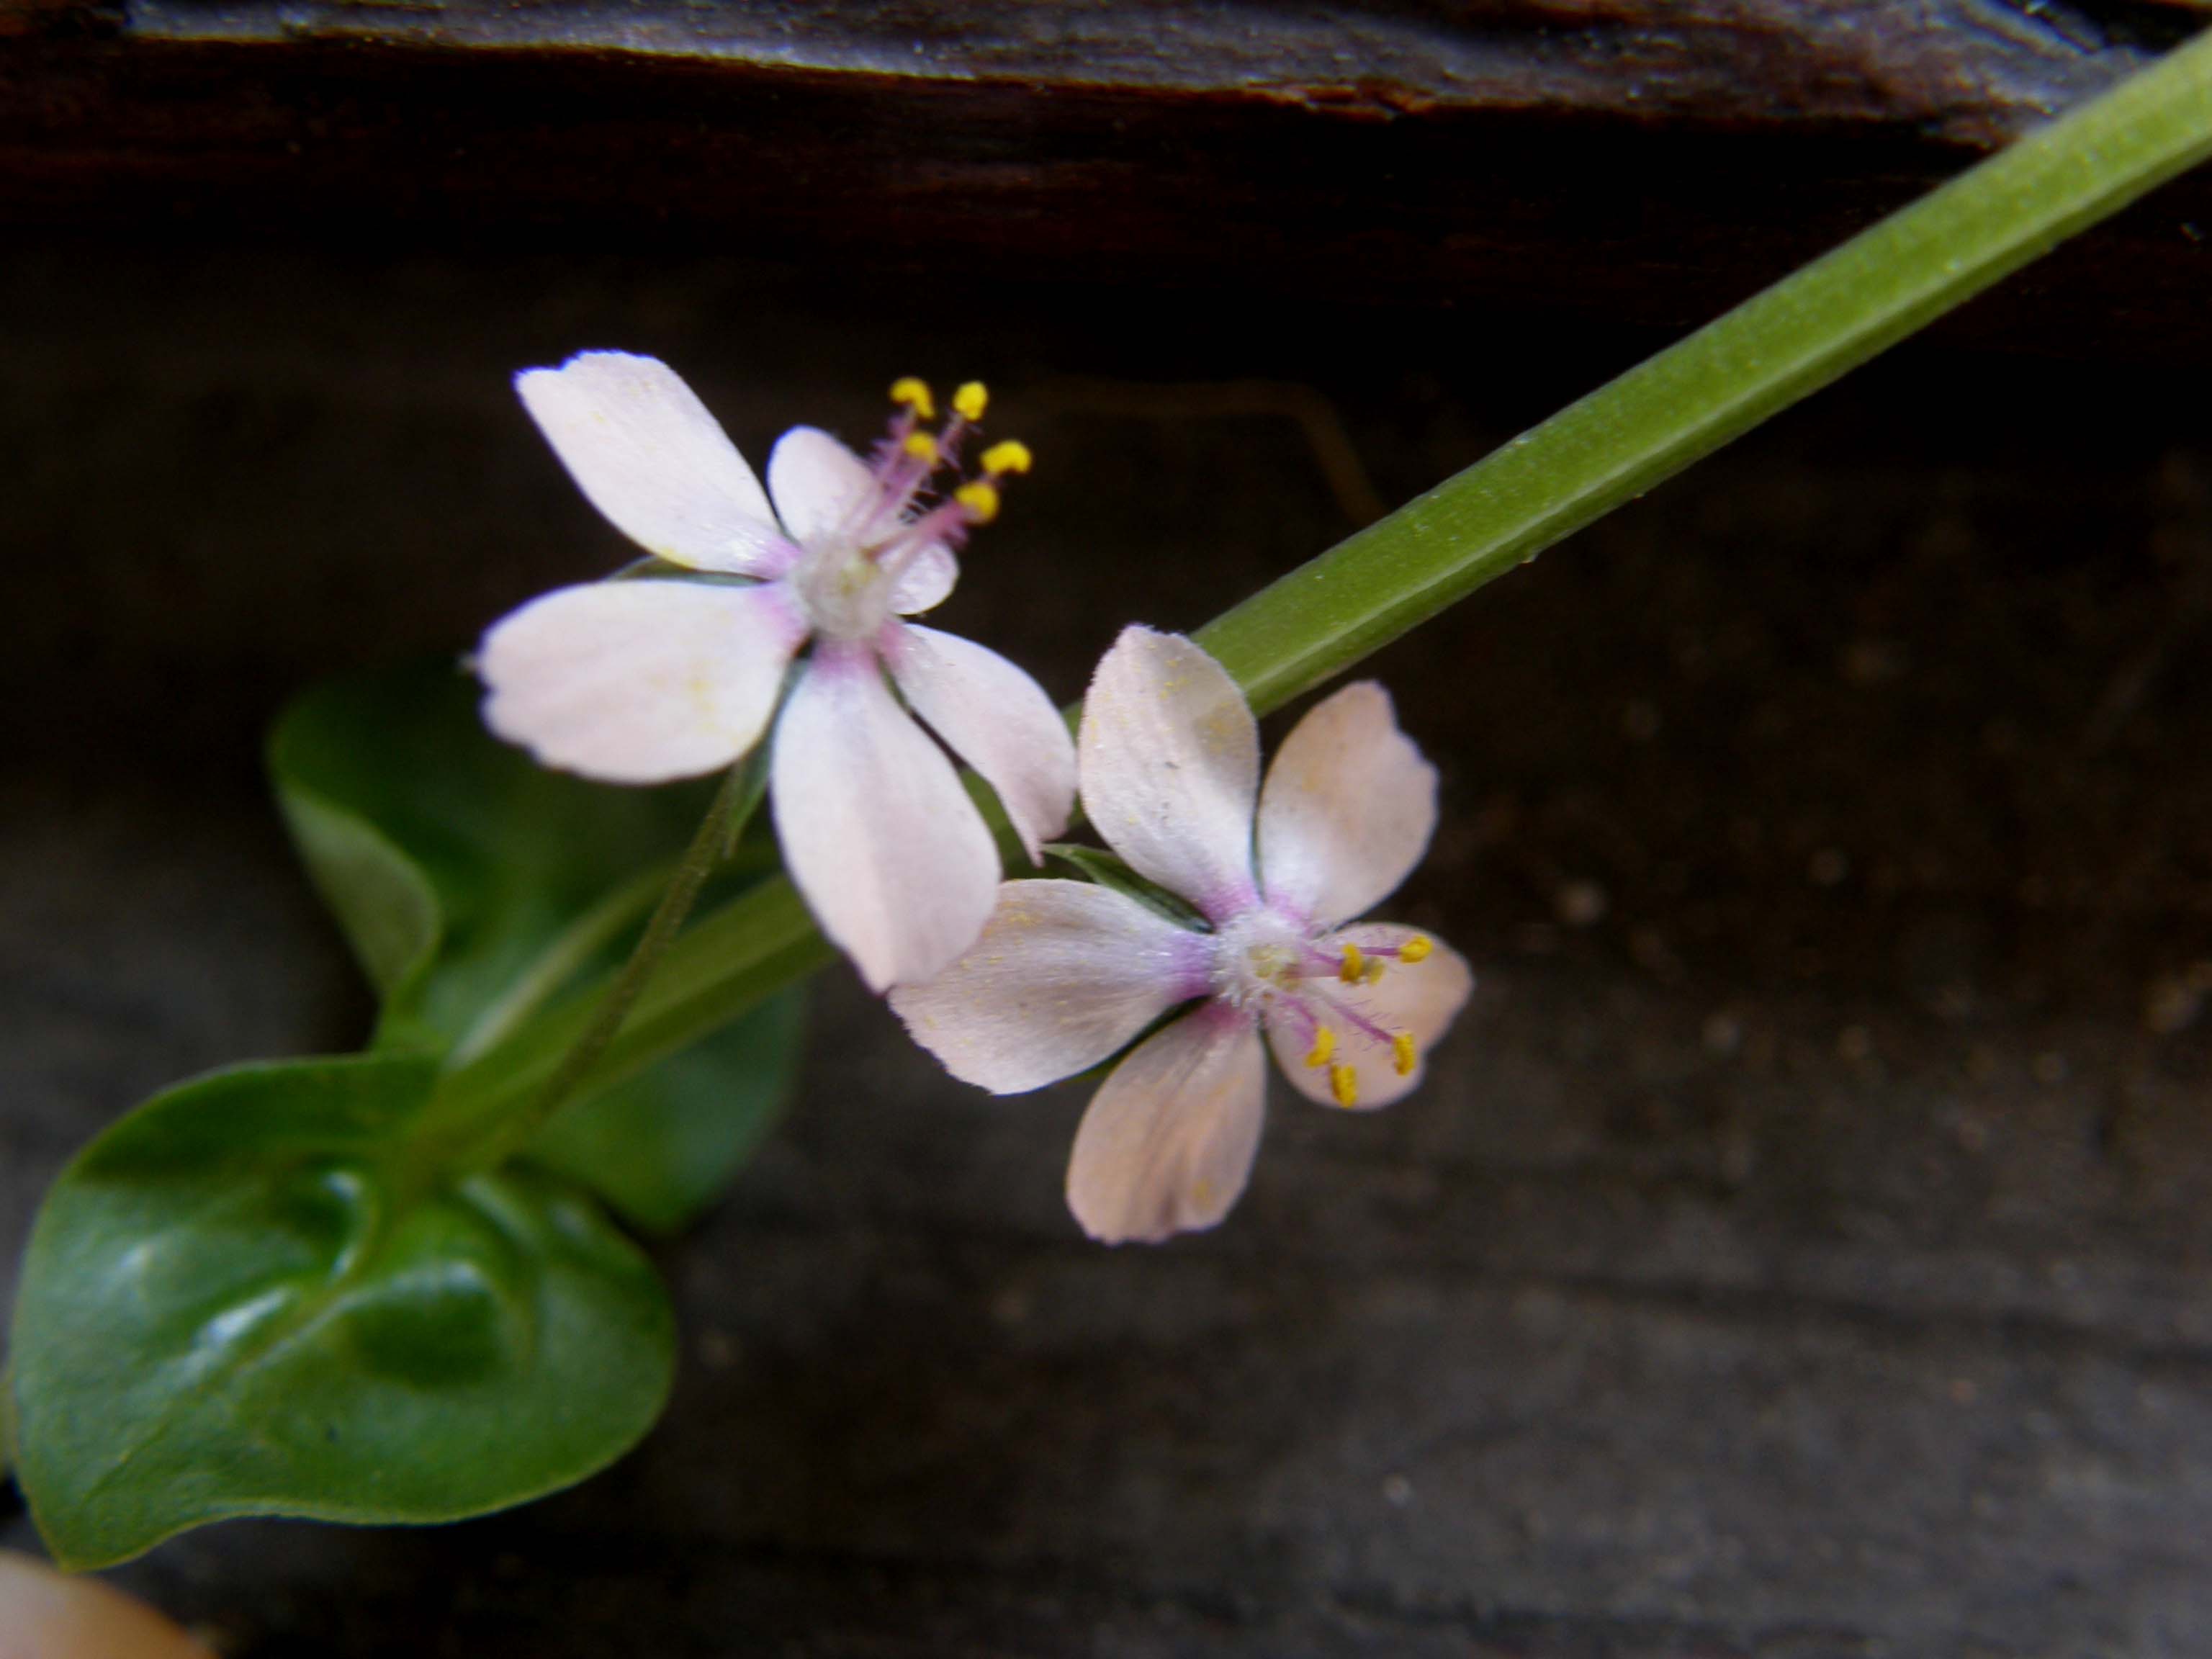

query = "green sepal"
[9,1053,674,1569]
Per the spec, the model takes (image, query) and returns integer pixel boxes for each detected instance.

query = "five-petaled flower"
[891,625,1473,1244]
[477,353,1076,991]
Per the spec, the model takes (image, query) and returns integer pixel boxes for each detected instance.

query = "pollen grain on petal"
[891,377,936,419]
[953,381,989,421]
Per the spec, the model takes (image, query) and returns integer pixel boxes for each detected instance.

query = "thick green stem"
[438,27,2212,1128]
[1200,30,2212,714]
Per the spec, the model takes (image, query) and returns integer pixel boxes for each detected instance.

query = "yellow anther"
[1303,1026,1336,1069]
[955,480,1001,523]
[1329,1064,1359,1109]
[889,377,935,420]
[1339,943,1365,984]
[1392,1032,1417,1077]
[1398,934,1434,964]
[981,439,1033,476]
[902,431,940,464]
[1363,958,1386,986]
[953,381,989,421]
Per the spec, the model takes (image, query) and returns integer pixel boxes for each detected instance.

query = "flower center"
[793,545,897,642]
[1209,908,1312,1010]
[790,377,1033,643]
[1207,906,1437,1108]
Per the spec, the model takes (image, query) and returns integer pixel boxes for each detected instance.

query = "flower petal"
[767,426,882,551]
[0,1550,215,1659]
[889,879,1207,1092]
[890,543,958,615]
[1077,625,1260,921]
[516,352,790,576]
[885,624,1076,863]
[1257,681,1439,929]
[772,642,1001,991]
[1066,1004,1267,1244]
[1265,922,1473,1112]
[479,579,805,783]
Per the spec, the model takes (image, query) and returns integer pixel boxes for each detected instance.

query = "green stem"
[1201,29,2212,715]
[433,752,768,1164]
[449,860,674,1067]
[438,27,2212,1126]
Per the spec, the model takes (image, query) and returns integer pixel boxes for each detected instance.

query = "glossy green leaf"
[269,660,731,1053]
[9,1053,674,1570]
[528,983,808,1233]
[268,660,804,1220]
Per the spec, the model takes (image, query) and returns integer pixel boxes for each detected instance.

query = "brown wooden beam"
[4,3,2211,355]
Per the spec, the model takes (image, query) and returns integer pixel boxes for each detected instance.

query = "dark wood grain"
[4,1,2212,356]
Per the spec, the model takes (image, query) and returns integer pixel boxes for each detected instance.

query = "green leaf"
[431,873,835,1138]
[268,660,733,1053]
[9,1053,674,1570]
[269,659,804,1222]
[528,983,808,1234]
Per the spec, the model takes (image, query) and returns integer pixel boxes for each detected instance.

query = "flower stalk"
[431,747,768,1170]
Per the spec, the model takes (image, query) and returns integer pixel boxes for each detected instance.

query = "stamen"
[1304,1026,1336,1069]
[955,480,1000,524]
[1329,1064,1359,1109]
[890,377,935,420]
[953,382,989,421]
[1391,1033,1417,1076]
[1308,983,1395,1048]
[981,439,1033,477]
[1363,958,1387,986]
[1398,935,1434,964]
[902,431,941,464]
[1339,943,1365,984]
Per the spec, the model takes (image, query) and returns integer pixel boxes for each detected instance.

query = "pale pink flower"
[477,354,1076,991]
[891,626,1473,1244]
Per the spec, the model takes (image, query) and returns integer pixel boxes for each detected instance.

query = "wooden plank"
[4,3,2212,354]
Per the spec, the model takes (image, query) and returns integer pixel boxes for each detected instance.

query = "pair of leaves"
[12,664,806,1566]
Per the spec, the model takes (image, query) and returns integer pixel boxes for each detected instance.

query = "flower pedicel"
[476,354,1076,991]
[893,626,1473,1244]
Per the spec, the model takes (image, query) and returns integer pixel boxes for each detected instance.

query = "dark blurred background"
[7,3,2212,1653]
